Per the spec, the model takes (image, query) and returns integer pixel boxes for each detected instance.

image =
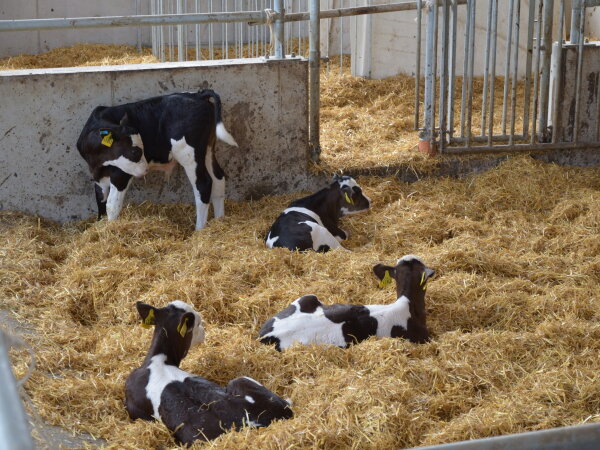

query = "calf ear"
[120,113,130,126]
[176,312,195,338]
[373,264,395,288]
[136,302,157,328]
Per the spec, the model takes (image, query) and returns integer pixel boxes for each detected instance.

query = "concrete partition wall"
[0,57,316,223]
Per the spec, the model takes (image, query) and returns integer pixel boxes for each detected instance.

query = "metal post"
[509,0,521,144]
[438,0,449,152]
[419,0,437,156]
[550,0,565,144]
[273,0,285,58]
[570,0,584,44]
[176,0,184,61]
[487,0,499,146]
[0,332,34,450]
[522,0,537,139]
[573,4,586,142]
[309,0,321,160]
[538,0,555,142]
[414,0,422,130]
[447,0,458,141]
[501,0,515,135]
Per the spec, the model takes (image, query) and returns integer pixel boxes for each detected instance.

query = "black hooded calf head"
[332,174,371,216]
[77,112,148,179]
[373,255,436,343]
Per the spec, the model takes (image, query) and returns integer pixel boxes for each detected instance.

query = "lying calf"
[265,174,371,252]
[125,301,292,445]
[259,255,435,350]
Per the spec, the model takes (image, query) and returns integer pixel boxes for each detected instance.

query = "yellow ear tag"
[141,309,155,328]
[420,272,428,290]
[344,192,354,205]
[177,317,189,338]
[379,270,393,289]
[101,132,114,147]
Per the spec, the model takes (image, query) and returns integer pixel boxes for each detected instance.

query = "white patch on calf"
[338,178,358,189]
[397,254,426,266]
[146,354,190,421]
[171,137,209,230]
[130,133,144,149]
[244,395,255,404]
[103,155,148,178]
[169,300,205,346]
[300,221,345,251]
[95,177,110,202]
[265,232,279,248]
[366,296,411,337]
[261,298,346,349]
[241,377,263,386]
[282,207,324,226]
[106,179,132,220]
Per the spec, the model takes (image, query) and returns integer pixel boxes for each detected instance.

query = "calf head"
[373,255,435,329]
[136,300,205,363]
[80,114,148,178]
[332,174,371,215]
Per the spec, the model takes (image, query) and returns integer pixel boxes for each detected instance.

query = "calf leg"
[171,137,212,230]
[94,176,110,219]
[304,222,348,251]
[106,168,132,221]
[207,147,226,219]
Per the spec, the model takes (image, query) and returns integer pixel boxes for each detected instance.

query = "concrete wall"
[0,58,315,223]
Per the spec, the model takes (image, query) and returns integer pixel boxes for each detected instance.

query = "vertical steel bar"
[340,0,344,74]
[439,0,449,151]
[195,0,200,60]
[159,0,165,61]
[570,0,584,44]
[447,0,458,139]
[309,0,321,160]
[488,0,499,146]
[522,0,537,138]
[209,0,214,59]
[421,0,437,154]
[459,0,472,137]
[151,0,157,58]
[414,0,422,130]
[136,0,142,51]
[465,0,476,148]
[176,0,184,61]
[509,0,521,144]
[501,0,515,135]
[573,5,585,142]
[550,0,565,143]
[480,0,494,136]
[538,0,555,141]
[274,0,285,58]
[531,0,544,144]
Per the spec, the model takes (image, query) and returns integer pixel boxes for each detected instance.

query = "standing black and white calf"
[265,174,371,252]
[259,255,435,350]
[76,89,238,229]
[125,300,292,445]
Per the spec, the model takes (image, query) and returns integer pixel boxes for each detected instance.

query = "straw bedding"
[1,45,599,448]
[2,156,600,448]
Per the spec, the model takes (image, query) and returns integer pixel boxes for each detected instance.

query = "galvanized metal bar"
[522,0,537,138]
[509,0,521,145]
[222,0,226,58]
[459,0,472,138]
[570,0,584,44]
[0,332,34,450]
[487,0,499,146]
[273,0,285,58]
[550,0,565,144]
[340,0,344,75]
[420,0,438,154]
[573,5,586,142]
[309,0,320,161]
[439,0,450,151]
[447,0,458,140]
[480,0,494,137]
[176,0,184,61]
[531,0,544,144]
[465,0,476,148]
[432,0,439,142]
[414,0,422,130]
[194,0,200,59]
[501,0,515,135]
[538,0,555,142]
[443,141,600,155]
[450,134,528,144]
[209,1,214,59]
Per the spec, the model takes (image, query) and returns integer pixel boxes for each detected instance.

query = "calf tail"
[198,89,239,147]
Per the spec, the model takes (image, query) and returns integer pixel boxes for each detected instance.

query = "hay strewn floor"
[2,156,600,448]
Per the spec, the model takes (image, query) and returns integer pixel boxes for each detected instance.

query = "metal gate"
[418,0,600,155]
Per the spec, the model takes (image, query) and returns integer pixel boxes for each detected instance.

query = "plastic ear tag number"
[142,309,155,328]
[177,317,189,338]
[344,192,354,205]
[379,270,393,289]
[420,272,428,290]
[101,132,114,147]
